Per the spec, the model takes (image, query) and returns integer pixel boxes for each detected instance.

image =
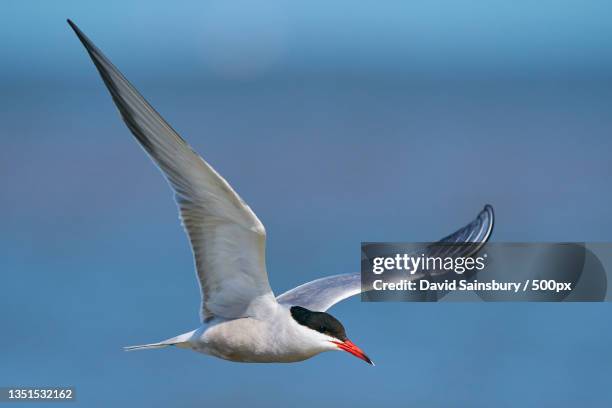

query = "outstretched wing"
[276,205,494,311]
[69,20,275,321]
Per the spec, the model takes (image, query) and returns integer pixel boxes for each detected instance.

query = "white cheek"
[302,329,337,352]
[321,335,342,351]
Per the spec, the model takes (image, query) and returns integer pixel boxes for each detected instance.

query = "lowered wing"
[276,205,494,311]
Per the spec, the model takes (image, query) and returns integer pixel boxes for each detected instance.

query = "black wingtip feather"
[67,19,95,53]
[67,19,173,162]
[66,19,82,40]
[483,204,495,236]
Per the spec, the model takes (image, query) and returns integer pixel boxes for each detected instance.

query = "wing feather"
[276,205,494,311]
[69,20,274,321]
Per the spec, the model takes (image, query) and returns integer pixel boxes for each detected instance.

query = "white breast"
[189,305,330,363]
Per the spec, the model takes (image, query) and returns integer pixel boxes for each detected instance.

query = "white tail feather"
[123,330,196,352]
[123,342,170,351]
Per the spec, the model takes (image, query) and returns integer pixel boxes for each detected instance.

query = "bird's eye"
[319,326,326,333]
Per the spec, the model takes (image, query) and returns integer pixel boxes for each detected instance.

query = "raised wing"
[276,205,494,311]
[68,20,275,321]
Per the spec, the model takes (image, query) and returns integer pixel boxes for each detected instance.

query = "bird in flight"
[68,20,494,365]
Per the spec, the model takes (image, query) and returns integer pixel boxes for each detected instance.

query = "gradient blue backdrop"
[2,1,612,407]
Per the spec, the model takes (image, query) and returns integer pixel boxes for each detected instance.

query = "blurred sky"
[2,1,612,407]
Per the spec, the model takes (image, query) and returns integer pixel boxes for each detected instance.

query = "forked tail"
[123,342,171,351]
[123,330,196,352]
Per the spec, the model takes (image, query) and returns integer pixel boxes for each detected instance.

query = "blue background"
[2,1,612,406]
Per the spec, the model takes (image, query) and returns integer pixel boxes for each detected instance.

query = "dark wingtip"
[483,204,494,223]
[66,18,78,32]
[482,204,495,240]
[66,19,92,50]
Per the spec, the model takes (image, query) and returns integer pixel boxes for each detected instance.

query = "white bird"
[68,20,494,365]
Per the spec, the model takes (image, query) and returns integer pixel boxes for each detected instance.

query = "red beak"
[332,339,374,365]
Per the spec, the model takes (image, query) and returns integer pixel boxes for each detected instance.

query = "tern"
[68,20,494,365]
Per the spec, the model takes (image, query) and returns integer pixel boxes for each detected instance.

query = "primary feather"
[68,20,275,322]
